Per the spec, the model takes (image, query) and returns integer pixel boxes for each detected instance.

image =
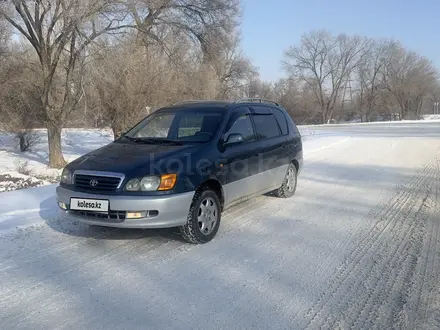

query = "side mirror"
[224,133,244,146]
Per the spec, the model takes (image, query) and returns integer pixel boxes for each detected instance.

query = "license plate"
[70,198,109,212]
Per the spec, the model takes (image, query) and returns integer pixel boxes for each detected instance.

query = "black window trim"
[270,107,290,136]
[221,106,256,145]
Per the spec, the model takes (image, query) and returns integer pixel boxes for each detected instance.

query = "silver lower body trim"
[56,186,194,229]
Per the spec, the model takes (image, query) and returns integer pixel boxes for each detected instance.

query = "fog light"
[126,211,147,219]
[58,201,67,210]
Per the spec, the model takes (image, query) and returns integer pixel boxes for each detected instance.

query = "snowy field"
[0,121,440,329]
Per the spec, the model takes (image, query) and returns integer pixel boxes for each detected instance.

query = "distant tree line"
[0,1,438,167]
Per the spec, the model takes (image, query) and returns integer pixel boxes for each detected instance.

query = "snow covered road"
[1,122,440,329]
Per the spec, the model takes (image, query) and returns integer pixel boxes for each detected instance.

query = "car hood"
[68,141,199,176]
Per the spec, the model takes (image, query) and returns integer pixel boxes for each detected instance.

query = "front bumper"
[56,186,194,229]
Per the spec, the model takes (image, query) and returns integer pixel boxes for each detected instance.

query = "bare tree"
[355,39,392,121]
[283,30,367,123]
[427,83,440,116]
[0,0,132,167]
[0,48,44,150]
[128,0,240,60]
[0,17,10,56]
[213,35,257,99]
[245,77,276,99]
[90,39,169,138]
[384,43,438,119]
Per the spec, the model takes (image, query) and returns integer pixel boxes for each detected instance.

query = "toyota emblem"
[89,179,99,187]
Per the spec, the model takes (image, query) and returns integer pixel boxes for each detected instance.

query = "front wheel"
[275,163,297,198]
[180,189,221,244]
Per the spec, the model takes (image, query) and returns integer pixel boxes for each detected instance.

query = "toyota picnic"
[56,98,303,243]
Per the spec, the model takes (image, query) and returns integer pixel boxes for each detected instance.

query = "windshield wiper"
[146,138,183,145]
[123,136,183,145]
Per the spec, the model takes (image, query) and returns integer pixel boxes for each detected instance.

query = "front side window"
[252,114,281,139]
[224,115,255,143]
[125,110,223,143]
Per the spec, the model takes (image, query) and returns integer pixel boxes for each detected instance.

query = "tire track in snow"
[316,161,436,326]
[370,158,440,330]
[316,165,431,329]
[390,163,438,329]
[284,138,403,322]
[414,157,440,329]
[304,163,430,323]
[336,163,432,329]
[330,162,433,329]
[298,161,436,329]
[349,176,430,329]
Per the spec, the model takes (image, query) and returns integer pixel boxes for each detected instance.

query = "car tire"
[276,163,297,198]
[180,188,222,244]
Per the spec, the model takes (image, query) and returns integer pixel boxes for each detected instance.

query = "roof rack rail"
[234,98,280,106]
[173,100,207,105]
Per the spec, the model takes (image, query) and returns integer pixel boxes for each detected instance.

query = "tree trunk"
[361,108,366,123]
[416,98,423,119]
[19,133,27,152]
[321,108,327,124]
[47,120,66,168]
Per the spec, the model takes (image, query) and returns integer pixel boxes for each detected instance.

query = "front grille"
[70,210,126,222]
[74,174,121,192]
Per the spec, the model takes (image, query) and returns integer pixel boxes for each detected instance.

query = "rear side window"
[252,114,281,139]
[272,108,288,135]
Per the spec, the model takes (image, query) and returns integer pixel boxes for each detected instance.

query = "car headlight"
[60,168,73,184]
[125,174,177,191]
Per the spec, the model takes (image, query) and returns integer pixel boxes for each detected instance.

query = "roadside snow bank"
[0,129,113,192]
[304,118,440,128]
[0,172,50,192]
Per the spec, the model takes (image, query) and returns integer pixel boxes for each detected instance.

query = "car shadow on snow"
[39,195,185,243]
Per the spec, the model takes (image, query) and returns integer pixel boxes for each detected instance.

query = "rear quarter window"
[272,108,289,135]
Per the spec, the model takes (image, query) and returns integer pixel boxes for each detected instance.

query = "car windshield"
[123,109,224,143]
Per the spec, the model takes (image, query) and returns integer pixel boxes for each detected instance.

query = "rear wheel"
[180,188,221,244]
[275,163,297,198]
